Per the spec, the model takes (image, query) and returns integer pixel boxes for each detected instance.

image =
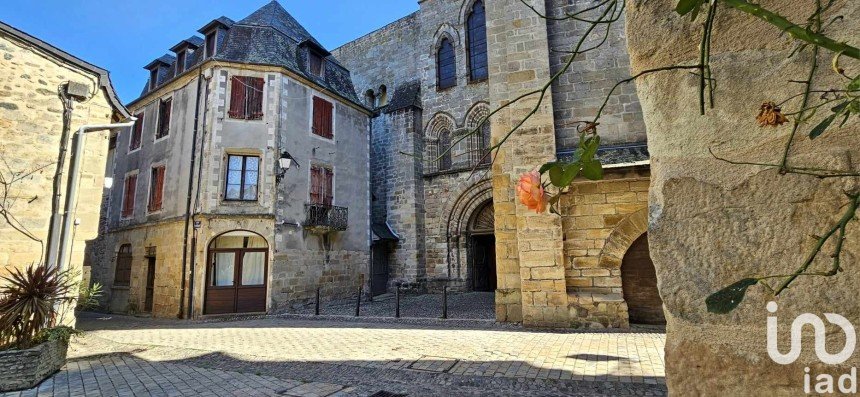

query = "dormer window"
[176,51,186,76]
[149,69,158,90]
[309,50,324,77]
[205,31,217,58]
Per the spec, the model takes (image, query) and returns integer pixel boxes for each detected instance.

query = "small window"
[156,99,171,140]
[309,50,324,77]
[365,90,376,108]
[114,244,133,286]
[122,173,138,218]
[149,69,158,90]
[205,31,217,58]
[437,38,456,89]
[148,166,165,212]
[225,155,259,201]
[176,51,186,76]
[467,0,489,81]
[438,130,452,171]
[228,76,265,120]
[129,113,144,152]
[312,96,334,139]
[377,85,388,107]
[310,165,333,206]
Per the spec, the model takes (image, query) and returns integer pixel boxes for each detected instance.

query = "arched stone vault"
[598,208,648,269]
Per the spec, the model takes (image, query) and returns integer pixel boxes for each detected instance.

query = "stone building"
[333,0,657,328]
[90,2,371,318]
[0,21,129,288]
[93,0,663,328]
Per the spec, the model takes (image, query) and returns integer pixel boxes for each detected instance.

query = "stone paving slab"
[2,313,667,396]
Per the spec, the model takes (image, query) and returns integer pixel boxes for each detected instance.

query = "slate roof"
[132,1,363,108]
[169,36,204,52]
[384,80,422,114]
[557,142,650,167]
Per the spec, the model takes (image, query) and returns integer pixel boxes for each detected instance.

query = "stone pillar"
[626,1,860,394]
[487,0,569,326]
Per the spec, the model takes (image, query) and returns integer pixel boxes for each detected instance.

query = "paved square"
[2,313,667,396]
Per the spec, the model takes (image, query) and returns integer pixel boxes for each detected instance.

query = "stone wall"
[560,168,649,328]
[0,339,67,392]
[546,0,646,149]
[0,33,116,291]
[626,0,859,394]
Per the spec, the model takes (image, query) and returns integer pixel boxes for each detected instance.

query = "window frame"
[223,154,261,202]
[309,164,335,206]
[308,49,325,78]
[149,69,158,90]
[155,98,172,141]
[147,165,166,214]
[113,244,133,287]
[176,51,186,76]
[436,38,457,90]
[129,113,144,153]
[227,76,265,121]
[121,171,139,220]
[310,95,335,141]
[466,0,489,82]
[205,31,217,58]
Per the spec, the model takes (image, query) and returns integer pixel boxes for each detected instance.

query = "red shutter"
[310,166,322,204]
[312,97,322,136]
[228,77,246,119]
[324,168,333,206]
[249,78,264,120]
[312,97,333,139]
[149,167,164,212]
[123,175,137,217]
[323,100,333,139]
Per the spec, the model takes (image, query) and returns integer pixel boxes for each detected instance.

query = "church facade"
[91,0,663,328]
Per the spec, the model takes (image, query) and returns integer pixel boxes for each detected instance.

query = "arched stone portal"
[468,200,496,291]
[620,234,665,325]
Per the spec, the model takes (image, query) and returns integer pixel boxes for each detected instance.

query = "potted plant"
[0,264,77,392]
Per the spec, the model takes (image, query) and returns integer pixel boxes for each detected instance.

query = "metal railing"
[304,203,348,232]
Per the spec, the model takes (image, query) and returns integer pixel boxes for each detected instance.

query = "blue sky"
[1,1,418,102]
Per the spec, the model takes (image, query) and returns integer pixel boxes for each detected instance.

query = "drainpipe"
[55,118,138,272]
[179,66,205,319]
[45,89,75,268]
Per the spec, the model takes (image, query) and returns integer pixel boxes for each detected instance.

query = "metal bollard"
[355,286,362,317]
[442,286,448,319]
[315,287,320,316]
[395,285,401,318]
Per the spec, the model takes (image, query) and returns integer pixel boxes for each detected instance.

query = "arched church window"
[437,38,456,90]
[438,129,452,171]
[365,89,376,108]
[467,0,488,81]
[378,85,388,106]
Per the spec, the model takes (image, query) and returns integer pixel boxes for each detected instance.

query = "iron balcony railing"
[304,203,348,233]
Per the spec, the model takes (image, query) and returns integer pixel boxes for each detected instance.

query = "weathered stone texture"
[546,0,645,149]
[626,0,859,394]
[0,33,115,296]
[0,339,67,392]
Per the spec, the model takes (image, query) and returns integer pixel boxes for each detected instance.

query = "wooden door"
[144,257,156,313]
[371,244,389,296]
[471,235,496,292]
[205,248,268,315]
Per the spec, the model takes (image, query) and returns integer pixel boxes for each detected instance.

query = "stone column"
[487,0,569,326]
[626,1,860,394]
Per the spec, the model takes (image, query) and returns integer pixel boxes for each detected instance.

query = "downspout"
[179,66,205,319]
[45,88,74,268]
[55,118,138,272]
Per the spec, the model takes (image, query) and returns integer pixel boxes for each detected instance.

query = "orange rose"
[516,171,548,213]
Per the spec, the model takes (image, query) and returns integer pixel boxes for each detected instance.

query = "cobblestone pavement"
[3,313,667,396]
[290,291,496,320]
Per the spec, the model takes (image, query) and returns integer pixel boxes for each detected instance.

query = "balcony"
[304,203,348,233]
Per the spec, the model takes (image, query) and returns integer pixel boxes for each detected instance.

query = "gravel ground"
[289,291,497,320]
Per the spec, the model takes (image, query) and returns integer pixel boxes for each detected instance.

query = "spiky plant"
[0,265,76,350]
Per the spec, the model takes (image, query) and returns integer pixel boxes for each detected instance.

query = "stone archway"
[597,208,648,269]
[468,200,496,291]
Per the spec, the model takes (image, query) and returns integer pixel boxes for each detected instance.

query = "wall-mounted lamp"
[277,151,300,183]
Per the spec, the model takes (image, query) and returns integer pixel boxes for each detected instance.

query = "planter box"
[0,339,68,392]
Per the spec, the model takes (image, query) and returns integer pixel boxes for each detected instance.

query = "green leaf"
[809,114,837,139]
[848,75,860,91]
[539,162,560,175]
[706,278,758,314]
[581,136,600,162]
[581,160,604,181]
[548,165,565,186]
[676,0,702,16]
[559,163,581,187]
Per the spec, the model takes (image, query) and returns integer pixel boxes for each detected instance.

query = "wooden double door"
[471,235,497,292]
[204,247,268,315]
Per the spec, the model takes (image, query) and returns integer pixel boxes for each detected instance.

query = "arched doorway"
[620,233,665,325]
[469,201,496,292]
[204,231,268,315]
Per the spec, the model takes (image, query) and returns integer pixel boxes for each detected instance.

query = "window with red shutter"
[130,113,144,151]
[148,166,165,212]
[310,166,322,204]
[310,165,333,205]
[312,97,333,139]
[228,76,264,120]
[122,174,137,218]
[324,168,334,206]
